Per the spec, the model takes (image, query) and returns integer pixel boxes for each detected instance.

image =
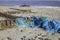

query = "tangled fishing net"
[15,16,60,33]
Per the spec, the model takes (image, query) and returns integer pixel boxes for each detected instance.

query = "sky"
[0,0,60,7]
[0,0,60,1]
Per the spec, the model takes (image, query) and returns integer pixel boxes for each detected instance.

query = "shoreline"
[0,5,60,8]
[30,6,60,8]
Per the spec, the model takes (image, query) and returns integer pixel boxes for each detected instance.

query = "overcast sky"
[0,0,60,1]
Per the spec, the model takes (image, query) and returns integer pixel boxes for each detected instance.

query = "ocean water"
[0,1,60,7]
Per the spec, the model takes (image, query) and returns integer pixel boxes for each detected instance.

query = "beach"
[0,6,60,40]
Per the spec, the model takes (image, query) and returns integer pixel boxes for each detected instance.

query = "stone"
[44,38,51,40]
[27,38,31,40]
[21,38,24,40]
[31,38,35,40]
[7,37,12,40]
[38,37,43,40]
[23,36,26,38]
[51,32,55,35]
[58,38,60,40]
[20,30,23,32]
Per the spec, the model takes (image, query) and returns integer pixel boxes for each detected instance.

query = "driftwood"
[0,12,22,29]
[10,8,37,13]
[4,11,21,14]
[0,20,15,28]
[10,8,21,11]
[0,12,20,29]
[0,12,21,19]
[10,8,31,12]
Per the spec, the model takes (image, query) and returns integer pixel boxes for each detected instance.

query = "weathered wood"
[0,20,15,28]
[0,12,20,19]
[10,8,36,13]
[10,8,31,12]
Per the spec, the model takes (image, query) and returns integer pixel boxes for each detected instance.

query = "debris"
[15,16,60,33]
[0,12,19,19]
[39,16,48,21]
[15,16,35,27]
[0,20,15,29]
[0,16,60,33]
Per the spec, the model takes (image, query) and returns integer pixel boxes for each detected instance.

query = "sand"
[0,6,60,40]
[0,27,60,40]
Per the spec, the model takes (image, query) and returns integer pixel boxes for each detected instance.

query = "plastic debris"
[15,16,60,33]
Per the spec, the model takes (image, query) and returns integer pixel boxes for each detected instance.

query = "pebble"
[21,38,24,40]
[23,36,26,38]
[29,32,31,34]
[38,37,43,40]
[51,33,55,35]
[42,35,46,37]
[7,37,12,40]
[58,38,60,40]
[34,35,37,38]
[28,39,31,40]
[20,30,23,32]
[24,39,26,40]
[44,38,51,40]
[38,33,42,36]
[31,38,35,40]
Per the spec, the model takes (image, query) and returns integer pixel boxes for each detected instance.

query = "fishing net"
[15,16,60,33]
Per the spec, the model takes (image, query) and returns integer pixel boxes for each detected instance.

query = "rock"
[44,38,51,40]
[21,38,24,40]
[38,33,42,36]
[28,38,31,40]
[38,37,43,40]
[42,35,46,37]
[7,37,12,40]
[20,30,23,32]
[31,38,35,40]
[57,28,60,34]
[58,38,60,40]
[41,33,47,37]
[23,36,26,38]
[51,32,55,35]
[34,35,37,38]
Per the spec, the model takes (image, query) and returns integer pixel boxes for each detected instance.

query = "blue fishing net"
[15,16,35,27]
[15,16,60,33]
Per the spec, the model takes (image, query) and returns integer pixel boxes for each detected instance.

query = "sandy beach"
[0,6,60,40]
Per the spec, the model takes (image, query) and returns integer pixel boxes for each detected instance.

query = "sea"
[0,1,60,7]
